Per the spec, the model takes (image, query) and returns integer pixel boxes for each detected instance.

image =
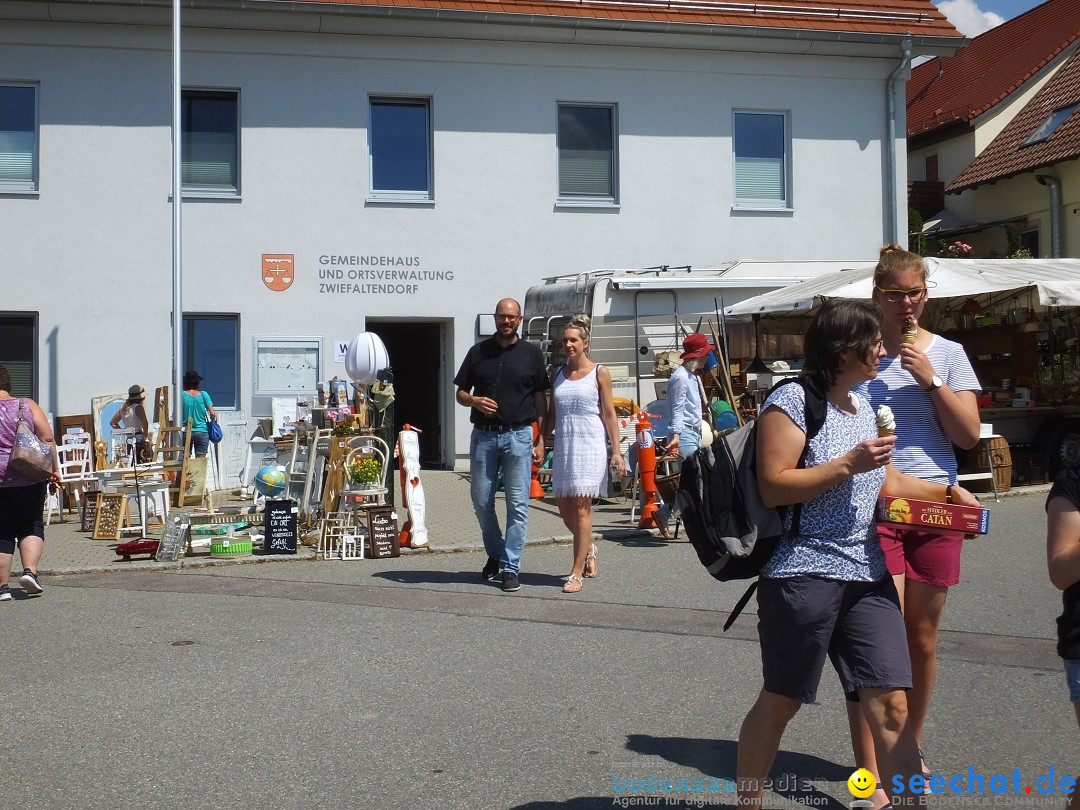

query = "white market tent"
[726,259,1080,320]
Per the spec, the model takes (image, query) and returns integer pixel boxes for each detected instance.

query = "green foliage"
[908,207,928,255]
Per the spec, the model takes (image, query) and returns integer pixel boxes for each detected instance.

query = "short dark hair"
[803,299,882,387]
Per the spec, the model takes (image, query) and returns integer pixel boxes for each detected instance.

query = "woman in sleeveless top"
[540,315,626,593]
[0,363,58,601]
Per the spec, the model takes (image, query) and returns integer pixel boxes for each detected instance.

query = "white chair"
[957,423,1000,503]
[48,439,95,523]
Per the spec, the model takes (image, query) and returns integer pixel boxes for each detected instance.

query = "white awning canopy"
[725,258,1080,319]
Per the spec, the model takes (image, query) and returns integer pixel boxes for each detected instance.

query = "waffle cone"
[878,428,894,438]
[902,331,918,345]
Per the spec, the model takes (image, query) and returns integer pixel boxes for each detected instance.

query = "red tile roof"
[948,48,1080,191]
[298,0,961,37]
[907,0,1080,139]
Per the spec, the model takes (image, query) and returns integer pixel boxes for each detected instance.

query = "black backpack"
[674,375,827,629]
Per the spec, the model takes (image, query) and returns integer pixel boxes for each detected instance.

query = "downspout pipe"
[1036,175,1063,258]
[885,38,913,246]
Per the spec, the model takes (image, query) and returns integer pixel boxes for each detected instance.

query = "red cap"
[681,333,711,360]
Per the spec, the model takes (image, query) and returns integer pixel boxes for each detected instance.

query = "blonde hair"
[565,313,591,343]
[874,243,927,288]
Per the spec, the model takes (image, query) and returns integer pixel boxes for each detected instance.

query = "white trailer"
[522,262,863,407]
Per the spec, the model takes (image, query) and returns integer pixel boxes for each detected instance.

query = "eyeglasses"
[869,338,884,354]
[877,287,928,304]
[494,313,521,321]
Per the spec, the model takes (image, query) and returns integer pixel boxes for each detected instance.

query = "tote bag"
[202,391,222,443]
[9,400,53,483]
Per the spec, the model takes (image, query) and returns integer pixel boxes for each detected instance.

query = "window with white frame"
[369,98,432,200]
[182,89,239,194]
[0,84,38,192]
[558,103,616,202]
[733,111,789,208]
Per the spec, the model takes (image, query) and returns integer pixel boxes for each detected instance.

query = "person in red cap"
[655,332,711,537]
[666,333,711,459]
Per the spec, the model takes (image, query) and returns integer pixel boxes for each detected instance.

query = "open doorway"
[366,320,446,468]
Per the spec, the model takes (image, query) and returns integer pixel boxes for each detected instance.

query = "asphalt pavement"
[1,476,1070,810]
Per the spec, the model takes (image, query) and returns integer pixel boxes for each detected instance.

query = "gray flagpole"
[171,0,183,429]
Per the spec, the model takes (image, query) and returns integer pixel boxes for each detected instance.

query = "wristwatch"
[926,375,943,392]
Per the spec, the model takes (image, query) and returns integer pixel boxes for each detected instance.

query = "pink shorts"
[876,523,963,588]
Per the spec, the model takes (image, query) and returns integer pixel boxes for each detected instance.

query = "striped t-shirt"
[857,334,980,484]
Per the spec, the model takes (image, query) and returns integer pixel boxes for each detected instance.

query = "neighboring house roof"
[295,0,960,37]
[948,49,1080,191]
[907,0,1080,139]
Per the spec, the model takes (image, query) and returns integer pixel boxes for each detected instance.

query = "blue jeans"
[470,426,533,574]
[188,430,210,457]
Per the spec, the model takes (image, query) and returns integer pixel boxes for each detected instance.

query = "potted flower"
[347,456,381,489]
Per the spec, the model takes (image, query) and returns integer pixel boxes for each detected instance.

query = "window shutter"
[559,150,611,196]
[735,157,783,201]
[0,130,34,183]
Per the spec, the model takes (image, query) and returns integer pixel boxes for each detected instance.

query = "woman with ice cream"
[735,298,981,810]
[847,244,982,807]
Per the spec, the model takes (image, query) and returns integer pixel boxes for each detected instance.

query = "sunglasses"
[876,287,929,304]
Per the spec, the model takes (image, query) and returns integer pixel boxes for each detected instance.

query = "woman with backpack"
[735,298,980,809]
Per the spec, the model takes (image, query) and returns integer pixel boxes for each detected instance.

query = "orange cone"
[635,411,662,529]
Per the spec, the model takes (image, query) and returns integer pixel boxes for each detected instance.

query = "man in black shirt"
[454,298,550,592]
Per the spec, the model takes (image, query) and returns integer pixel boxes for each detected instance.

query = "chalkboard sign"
[367,506,399,559]
[155,515,191,562]
[81,491,101,532]
[264,499,297,555]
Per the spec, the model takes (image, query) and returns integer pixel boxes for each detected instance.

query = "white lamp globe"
[344,332,390,385]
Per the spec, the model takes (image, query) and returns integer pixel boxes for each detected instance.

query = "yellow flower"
[348,456,381,485]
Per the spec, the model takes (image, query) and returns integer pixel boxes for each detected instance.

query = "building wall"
[951,162,1080,258]
[0,13,905,464]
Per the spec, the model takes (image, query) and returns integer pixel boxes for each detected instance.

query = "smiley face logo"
[847,768,877,799]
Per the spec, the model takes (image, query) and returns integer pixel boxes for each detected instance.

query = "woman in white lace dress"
[541,315,626,593]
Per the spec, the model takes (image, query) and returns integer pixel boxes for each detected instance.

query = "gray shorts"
[757,574,912,704]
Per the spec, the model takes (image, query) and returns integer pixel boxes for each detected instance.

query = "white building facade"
[0,0,960,467]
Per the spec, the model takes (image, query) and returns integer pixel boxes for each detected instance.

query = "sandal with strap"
[918,748,935,793]
[562,574,584,593]
[583,543,598,578]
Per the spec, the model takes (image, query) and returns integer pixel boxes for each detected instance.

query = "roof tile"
[292,0,960,36]
[948,48,1080,191]
[907,0,1080,138]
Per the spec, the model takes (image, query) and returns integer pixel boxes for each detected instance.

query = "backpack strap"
[723,581,759,632]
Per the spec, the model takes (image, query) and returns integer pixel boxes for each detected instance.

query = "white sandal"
[562,574,584,593]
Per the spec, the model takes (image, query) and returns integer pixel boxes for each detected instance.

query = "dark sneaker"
[19,570,42,595]
[0,585,11,602]
[501,571,520,592]
[481,557,500,581]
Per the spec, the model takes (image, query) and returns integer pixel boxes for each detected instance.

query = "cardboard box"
[877,496,991,536]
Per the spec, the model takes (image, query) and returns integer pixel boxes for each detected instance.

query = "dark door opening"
[366,321,444,468]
